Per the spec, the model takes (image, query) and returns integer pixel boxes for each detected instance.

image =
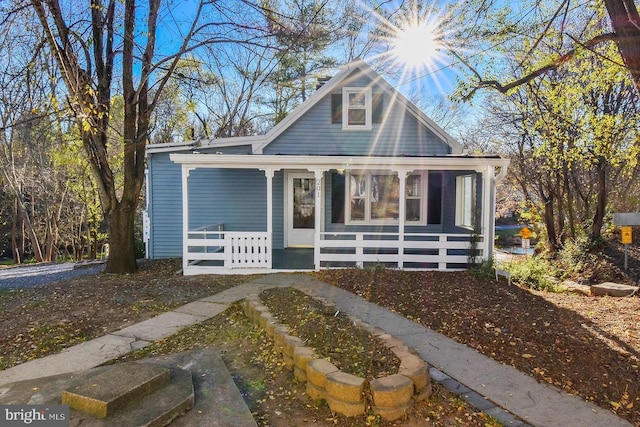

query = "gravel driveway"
[0,262,105,291]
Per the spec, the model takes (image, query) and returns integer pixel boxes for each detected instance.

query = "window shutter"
[331,172,345,223]
[331,94,342,123]
[372,93,384,123]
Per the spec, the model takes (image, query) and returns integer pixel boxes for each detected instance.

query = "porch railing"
[186,225,271,269]
[185,227,480,271]
[319,232,482,269]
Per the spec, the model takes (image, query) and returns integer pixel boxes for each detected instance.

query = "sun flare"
[392,21,441,70]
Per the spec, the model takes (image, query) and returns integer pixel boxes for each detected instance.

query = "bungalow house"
[144,60,509,275]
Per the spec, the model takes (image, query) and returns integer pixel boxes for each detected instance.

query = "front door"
[287,173,315,247]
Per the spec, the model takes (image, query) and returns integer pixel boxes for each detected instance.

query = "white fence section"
[185,226,480,272]
[319,232,482,269]
[186,224,271,269]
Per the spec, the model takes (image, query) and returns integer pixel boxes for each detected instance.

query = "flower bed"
[244,288,432,420]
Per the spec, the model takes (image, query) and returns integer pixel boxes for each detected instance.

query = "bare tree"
[27,0,269,273]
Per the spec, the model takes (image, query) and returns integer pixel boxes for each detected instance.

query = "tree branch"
[458,32,618,101]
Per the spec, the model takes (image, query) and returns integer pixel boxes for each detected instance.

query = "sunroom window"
[342,88,372,130]
[346,172,425,224]
[406,174,422,222]
[456,174,476,228]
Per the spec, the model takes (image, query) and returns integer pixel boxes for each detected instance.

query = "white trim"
[397,170,407,269]
[263,168,275,269]
[483,165,495,260]
[181,165,191,272]
[342,87,372,130]
[170,153,510,170]
[285,172,316,248]
[312,169,325,270]
[456,174,476,229]
[146,136,268,154]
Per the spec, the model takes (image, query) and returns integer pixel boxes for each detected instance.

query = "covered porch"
[171,154,509,275]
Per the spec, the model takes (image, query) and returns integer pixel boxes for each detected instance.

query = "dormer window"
[343,87,372,130]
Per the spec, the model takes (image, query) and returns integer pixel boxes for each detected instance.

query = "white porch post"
[312,169,325,271]
[482,165,494,263]
[181,165,193,271]
[395,168,409,270]
[262,168,275,269]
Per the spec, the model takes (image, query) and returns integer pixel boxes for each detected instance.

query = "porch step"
[0,348,255,427]
[61,363,171,418]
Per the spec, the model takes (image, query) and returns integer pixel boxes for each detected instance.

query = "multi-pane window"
[371,175,400,220]
[342,88,372,130]
[349,173,367,221]
[347,172,427,224]
[406,175,422,222]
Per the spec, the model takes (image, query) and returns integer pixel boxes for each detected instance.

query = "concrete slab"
[201,280,290,304]
[591,282,639,297]
[68,367,194,427]
[201,285,262,304]
[175,301,229,318]
[147,348,257,427]
[112,311,207,342]
[62,363,170,417]
[0,363,195,427]
[0,335,144,386]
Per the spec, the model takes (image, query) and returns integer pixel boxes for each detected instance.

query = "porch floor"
[273,248,314,270]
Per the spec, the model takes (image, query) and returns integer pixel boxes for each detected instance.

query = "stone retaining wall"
[244,293,432,421]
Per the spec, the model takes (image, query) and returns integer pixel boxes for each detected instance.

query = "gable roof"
[147,59,462,155]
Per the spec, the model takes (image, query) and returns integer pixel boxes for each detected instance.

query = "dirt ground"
[1,242,639,425]
[315,241,640,425]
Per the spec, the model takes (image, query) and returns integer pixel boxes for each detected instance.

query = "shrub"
[134,240,146,259]
[470,259,495,279]
[501,257,560,292]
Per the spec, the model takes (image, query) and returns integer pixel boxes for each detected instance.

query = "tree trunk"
[591,160,607,242]
[11,198,21,264]
[542,193,559,251]
[105,202,137,273]
[603,0,640,95]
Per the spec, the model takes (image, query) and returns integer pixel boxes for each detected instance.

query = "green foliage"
[134,240,145,259]
[500,258,560,292]
[470,259,496,279]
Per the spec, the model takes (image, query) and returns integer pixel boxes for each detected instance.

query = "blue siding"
[147,149,274,259]
[265,72,451,156]
[147,153,183,258]
[188,168,267,232]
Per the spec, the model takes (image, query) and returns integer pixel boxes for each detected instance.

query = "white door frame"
[285,171,317,248]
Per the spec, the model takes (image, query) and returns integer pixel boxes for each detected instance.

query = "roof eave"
[169,153,510,170]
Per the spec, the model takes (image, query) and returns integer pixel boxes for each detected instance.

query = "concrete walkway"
[0,273,632,427]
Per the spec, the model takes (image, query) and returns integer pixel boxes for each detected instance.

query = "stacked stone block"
[325,371,366,416]
[306,359,339,400]
[293,346,315,382]
[244,292,432,419]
